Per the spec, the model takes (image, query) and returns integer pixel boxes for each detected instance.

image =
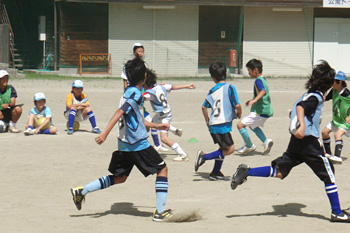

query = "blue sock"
[155,176,168,214]
[203,150,224,160]
[82,175,114,196]
[87,111,97,128]
[239,128,253,148]
[28,125,34,130]
[151,129,160,147]
[38,128,51,134]
[212,159,224,174]
[252,127,267,143]
[248,166,277,177]
[325,184,342,215]
[68,110,77,129]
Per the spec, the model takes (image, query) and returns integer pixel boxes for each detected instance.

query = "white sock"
[169,125,177,134]
[9,121,16,128]
[171,143,186,156]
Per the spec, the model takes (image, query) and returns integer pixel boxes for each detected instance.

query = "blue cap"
[72,79,84,88]
[335,70,346,81]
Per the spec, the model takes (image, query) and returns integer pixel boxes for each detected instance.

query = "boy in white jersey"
[143,69,196,162]
[195,62,242,180]
[322,70,350,164]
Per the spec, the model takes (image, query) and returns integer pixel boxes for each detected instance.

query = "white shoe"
[329,155,343,164]
[325,153,331,158]
[237,144,256,154]
[173,154,189,162]
[174,129,183,137]
[9,126,20,133]
[24,128,34,136]
[154,145,169,152]
[262,139,273,155]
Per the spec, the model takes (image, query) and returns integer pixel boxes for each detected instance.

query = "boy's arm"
[171,84,196,90]
[202,105,210,127]
[294,105,305,139]
[235,104,242,119]
[95,108,125,145]
[144,121,169,131]
[246,90,266,106]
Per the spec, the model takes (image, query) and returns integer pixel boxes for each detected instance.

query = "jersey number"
[159,93,168,107]
[213,99,221,117]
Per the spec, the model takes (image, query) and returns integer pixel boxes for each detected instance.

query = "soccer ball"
[37,117,50,130]
[66,121,80,131]
[0,120,7,133]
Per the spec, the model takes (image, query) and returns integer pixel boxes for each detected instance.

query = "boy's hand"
[236,111,242,119]
[293,125,305,139]
[188,84,196,89]
[95,131,108,145]
[245,100,255,106]
[34,128,40,135]
[156,123,170,131]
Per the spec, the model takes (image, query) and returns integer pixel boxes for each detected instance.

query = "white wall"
[109,3,198,77]
[243,7,314,77]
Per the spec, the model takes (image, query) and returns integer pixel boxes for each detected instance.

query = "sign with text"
[324,0,350,8]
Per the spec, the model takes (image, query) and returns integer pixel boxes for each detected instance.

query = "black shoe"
[231,164,250,190]
[71,186,85,210]
[209,172,229,181]
[331,210,350,223]
[152,209,173,222]
[194,150,205,172]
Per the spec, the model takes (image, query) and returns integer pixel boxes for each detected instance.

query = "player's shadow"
[192,172,230,181]
[70,202,153,218]
[226,203,328,221]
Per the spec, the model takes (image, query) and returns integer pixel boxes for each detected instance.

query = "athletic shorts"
[0,106,16,123]
[210,132,234,148]
[64,110,85,122]
[271,136,335,184]
[108,146,166,177]
[153,113,172,133]
[326,121,350,137]
[241,112,269,129]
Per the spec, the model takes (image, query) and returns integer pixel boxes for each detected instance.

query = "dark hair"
[124,57,146,86]
[306,60,335,93]
[246,59,263,73]
[145,69,157,88]
[209,62,227,81]
[133,45,144,53]
[335,80,347,87]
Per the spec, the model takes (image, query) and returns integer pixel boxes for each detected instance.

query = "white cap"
[132,42,143,52]
[0,70,9,78]
[34,92,46,101]
[72,79,84,88]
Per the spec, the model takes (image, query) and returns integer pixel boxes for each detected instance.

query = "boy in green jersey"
[322,70,350,164]
[237,59,273,155]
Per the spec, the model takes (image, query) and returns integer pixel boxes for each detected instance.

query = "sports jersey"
[65,92,89,112]
[203,82,240,134]
[290,91,323,138]
[251,77,273,117]
[118,86,150,151]
[327,88,350,130]
[29,106,53,124]
[143,84,172,118]
[0,85,17,110]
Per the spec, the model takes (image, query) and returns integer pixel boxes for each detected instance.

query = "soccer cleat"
[174,129,183,137]
[9,126,20,133]
[152,209,173,222]
[173,154,189,162]
[67,128,74,135]
[328,155,343,164]
[231,164,250,190]
[194,150,205,172]
[71,186,85,210]
[24,128,34,136]
[237,144,256,154]
[92,127,102,134]
[324,153,331,158]
[154,145,169,152]
[209,172,229,181]
[331,211,350,223]
[262,139,273,155]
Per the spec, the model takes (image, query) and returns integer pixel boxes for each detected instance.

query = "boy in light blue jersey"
[195,62,242,180]
[71,57,172,222]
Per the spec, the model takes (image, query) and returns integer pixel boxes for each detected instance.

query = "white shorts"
[153,113,172,133]
[64,110,85,122]
[326,121,350,137]
[241,112,269,130]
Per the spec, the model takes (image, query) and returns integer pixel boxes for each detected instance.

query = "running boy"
[322,70,350,164]
[231,61,350,223]
[195,62,242,180]
[64,80,101,135]
[142,69,196,162]
[23,92,57,135]
[71,57,172,222]
[237,59,273,154]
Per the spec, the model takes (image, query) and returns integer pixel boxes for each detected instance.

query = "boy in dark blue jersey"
[195,62,242,180]
[71,57,172,222]
[231,61,350,223]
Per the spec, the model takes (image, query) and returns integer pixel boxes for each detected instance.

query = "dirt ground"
[1,77,349,233]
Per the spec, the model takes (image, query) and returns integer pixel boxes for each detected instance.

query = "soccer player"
[195,62,242,180]
[71,57,172,222]
[236,59,273,155]
[322,70,350,164]
[231,61,350,223]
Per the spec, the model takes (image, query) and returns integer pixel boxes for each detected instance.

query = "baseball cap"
[132,42,143,52]
[72,79,84,88]
[34,92,46,101]
[0,70,9,78]
[335,70,346,81]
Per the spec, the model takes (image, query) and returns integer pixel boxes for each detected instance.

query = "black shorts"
[210,132,234,148]
[272,136,335,184]
[0,107,14,123]
[108,146,166,178]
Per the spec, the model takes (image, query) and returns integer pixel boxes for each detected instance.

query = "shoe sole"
[194,151,203,172]
[71,188,82,210]
[231,164,249,190]
[262,141,273,155]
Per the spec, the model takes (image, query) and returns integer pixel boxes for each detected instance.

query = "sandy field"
[1,77,349,233]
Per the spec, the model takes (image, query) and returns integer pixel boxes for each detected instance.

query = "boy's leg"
[67,109,77,134]
[169,125,183,137]
[251,126,274,155]
[83,107,101,133]
[159,131,188,161]
[322,126,332,155]
[237,120,255,154]
[24,114,35,135]
[155,167,168,215]
[327,129,345,164]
